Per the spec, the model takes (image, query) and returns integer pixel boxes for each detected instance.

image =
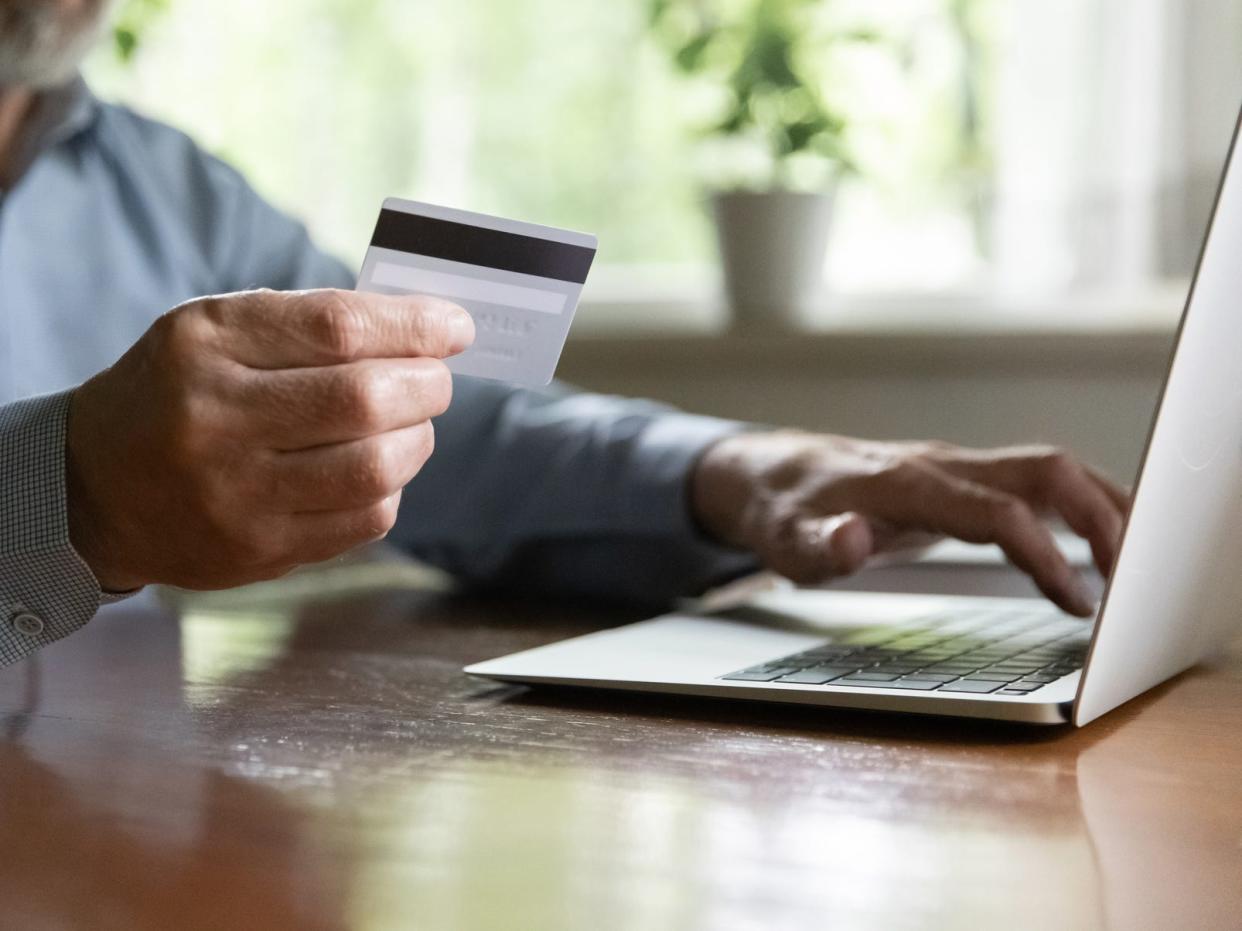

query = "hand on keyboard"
[690,432,1130,617]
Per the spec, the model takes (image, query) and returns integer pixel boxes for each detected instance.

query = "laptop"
[465,109,1242,727]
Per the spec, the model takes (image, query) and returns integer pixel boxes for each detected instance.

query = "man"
[0,0,1128,667]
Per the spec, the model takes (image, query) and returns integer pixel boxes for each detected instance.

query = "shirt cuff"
[0,390,119,666]
[621,411,760,591]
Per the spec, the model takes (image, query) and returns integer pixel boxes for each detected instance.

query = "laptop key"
[938,680,1006,693]
[801,651,856,663]
[722,667,799,682]
[776,666,857,684]
[829,678,944,690]
[964,673,1021,683]
[1020,674,1059,684]
[984,664,1042,674]
[828,677,944,690]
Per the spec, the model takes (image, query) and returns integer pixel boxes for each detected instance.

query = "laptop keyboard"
[719,606,1090,696]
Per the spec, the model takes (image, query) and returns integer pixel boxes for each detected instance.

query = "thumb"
[815,512,875,577]
[773,512,875,584]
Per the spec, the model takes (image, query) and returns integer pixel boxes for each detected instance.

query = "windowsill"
[561,277,1188,377]
[573,274,1188,337]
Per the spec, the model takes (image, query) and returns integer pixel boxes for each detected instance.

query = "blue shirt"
[0,79,751,665]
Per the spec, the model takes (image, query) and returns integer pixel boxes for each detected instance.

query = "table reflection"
[173,588,1107,930]
[1077,656,1242,931]
[0,563,1236,931]
[0,594,346,931]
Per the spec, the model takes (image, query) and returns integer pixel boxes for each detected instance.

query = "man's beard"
[0,1,110,89]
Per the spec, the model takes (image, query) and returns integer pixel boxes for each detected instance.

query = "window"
[86,0,1242,323]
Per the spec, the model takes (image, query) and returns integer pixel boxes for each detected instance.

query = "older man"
[0,0,1128,666]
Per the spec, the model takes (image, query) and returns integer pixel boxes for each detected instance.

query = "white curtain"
[991,0,1242,295]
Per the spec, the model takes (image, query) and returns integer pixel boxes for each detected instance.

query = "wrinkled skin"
[66,288,474,591]
[691,430,1129,616]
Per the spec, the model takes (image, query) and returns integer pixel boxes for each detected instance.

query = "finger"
[866,465,1097,616]
[259,423,435,512]
[1085,464,1132,513]
[761,511,875,585]
[204,289,475,368]
[236,357,452,449]
[285,492,404,565]
[940,452,1124,577]
[1045,467,1124,577]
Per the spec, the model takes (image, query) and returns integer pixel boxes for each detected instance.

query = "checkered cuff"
[0,391,112,666]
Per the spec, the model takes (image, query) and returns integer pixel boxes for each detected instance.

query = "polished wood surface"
[1,555,1240,931]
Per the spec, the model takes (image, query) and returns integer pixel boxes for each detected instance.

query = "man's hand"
[690,431,1131,616]
[65,288,474,592]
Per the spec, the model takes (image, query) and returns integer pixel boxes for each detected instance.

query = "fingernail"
[819,513,872,575]
[1070,575,1098,617]
[447,308,475,354]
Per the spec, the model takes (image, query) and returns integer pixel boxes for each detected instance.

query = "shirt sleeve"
[206,168,758,606]
[390,378,759,607]
[0,391,116,667]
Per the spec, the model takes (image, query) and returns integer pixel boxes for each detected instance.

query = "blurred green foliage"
[88,0,717,267]
[111,0,170,63]
[648,0,878,188]
[87,0,995,281]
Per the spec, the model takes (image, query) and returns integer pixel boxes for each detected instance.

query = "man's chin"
[0,58,83,91]
[0,0,110,90]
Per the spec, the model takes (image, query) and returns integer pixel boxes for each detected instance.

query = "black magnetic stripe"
[370,209,595,284]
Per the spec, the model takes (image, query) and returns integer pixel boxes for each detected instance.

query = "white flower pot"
[711,189,835,328]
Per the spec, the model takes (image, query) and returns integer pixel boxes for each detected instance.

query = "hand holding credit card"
[356,198,598,386]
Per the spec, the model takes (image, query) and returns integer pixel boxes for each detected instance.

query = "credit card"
[356,198,597,386]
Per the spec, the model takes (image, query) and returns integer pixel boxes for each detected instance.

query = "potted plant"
[649,0,869,327]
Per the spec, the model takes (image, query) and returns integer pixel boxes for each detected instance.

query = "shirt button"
[11,611,45,637]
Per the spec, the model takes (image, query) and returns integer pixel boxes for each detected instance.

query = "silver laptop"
[465,110,1242,727]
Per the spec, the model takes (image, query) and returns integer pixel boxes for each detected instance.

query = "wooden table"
[1,555,1240,931]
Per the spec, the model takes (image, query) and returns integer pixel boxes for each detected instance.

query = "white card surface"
[356,198,597,386]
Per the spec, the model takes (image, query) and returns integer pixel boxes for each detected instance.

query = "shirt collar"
[6,73,98,188]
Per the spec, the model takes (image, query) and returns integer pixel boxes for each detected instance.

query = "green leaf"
[110,0,173,64]
[673,32,713,72]
[785,118,826,152]
[113,26,138,62]
[712,100,750,136]
[745,26,800,89]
